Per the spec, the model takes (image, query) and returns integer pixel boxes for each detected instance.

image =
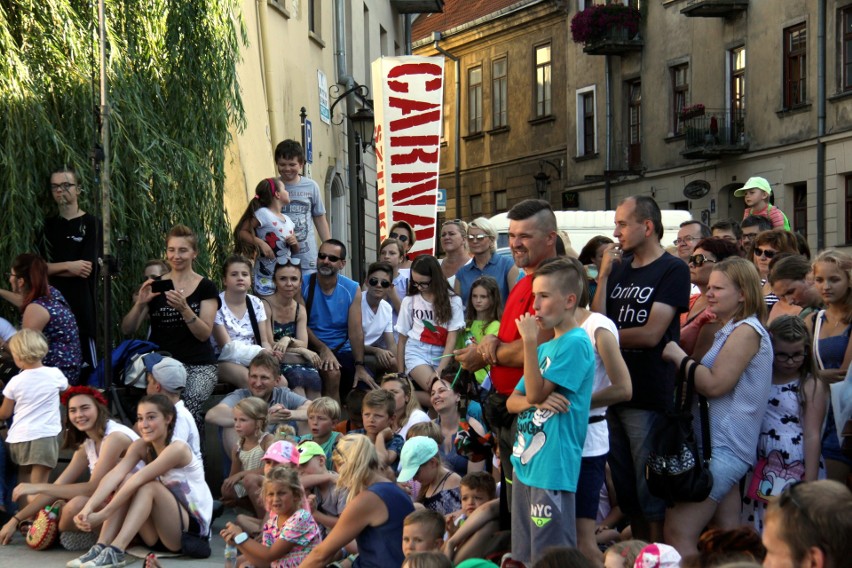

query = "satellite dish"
[683,179,711,199]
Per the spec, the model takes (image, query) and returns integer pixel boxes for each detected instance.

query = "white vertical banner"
[372,56,444,257]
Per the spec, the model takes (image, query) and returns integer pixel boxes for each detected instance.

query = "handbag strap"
[246,297,261,345]
[305,273,318,318]
[683,360,712,465]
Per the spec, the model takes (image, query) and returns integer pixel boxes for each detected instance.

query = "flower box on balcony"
[679,104,706,120]
[572,5,643,56]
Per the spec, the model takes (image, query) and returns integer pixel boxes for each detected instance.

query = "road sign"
[437,188,446,212]
[305,119,313,163]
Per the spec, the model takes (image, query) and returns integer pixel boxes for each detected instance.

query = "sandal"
[18,519,32,537]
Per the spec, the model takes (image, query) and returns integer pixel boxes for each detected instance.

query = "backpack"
[89,339,159,388]
[90,339,160,426]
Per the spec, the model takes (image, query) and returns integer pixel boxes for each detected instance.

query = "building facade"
[414,0,852,252]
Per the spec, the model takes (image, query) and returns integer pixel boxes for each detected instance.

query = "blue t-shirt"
[350,428,404,470]
[510,328,595,492]
[456,254,516,306]
[298,431,342,471]
[302,274,359,353]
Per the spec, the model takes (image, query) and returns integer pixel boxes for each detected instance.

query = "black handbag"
[174,494,211,559]
[645,357,713,506]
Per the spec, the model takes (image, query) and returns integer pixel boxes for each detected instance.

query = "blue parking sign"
[305,119,313,163]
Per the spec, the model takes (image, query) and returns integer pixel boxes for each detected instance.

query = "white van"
[489,209,693,253]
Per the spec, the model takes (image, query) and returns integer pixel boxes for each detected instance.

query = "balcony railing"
[681,108,748,160]
[605,139,643,175]
[583,27,644,56]
[680,0,749,18]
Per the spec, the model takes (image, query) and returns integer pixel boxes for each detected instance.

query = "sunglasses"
[368,277,391,288]
[412,280,432,290]
[754,247,776,259]
[688,254,717,267]
[467,234,489,242]
[389,232,409,243]
[276,257,303,266]
[318,252,343,262]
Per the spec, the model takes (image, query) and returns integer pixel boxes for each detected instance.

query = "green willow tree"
[0,0,245,344]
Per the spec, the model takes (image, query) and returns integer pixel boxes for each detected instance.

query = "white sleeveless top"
[83,420,139,473]
[158,440,214,536]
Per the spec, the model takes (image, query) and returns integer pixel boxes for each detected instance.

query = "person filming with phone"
[121,224,218,441]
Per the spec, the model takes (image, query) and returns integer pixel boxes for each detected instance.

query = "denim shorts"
[575,454,607,519]
[404,339,445,373]
[707,445,750,503]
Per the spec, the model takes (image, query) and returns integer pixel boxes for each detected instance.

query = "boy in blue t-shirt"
[507,257,595,567]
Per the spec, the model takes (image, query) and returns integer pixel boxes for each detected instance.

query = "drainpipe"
[604,55,613,210]
[334,0,364,279]
[257,0,279,146]
[816,0,826,250]
[433,32,462,218]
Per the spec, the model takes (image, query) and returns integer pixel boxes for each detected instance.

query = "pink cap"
[262,441,299,466]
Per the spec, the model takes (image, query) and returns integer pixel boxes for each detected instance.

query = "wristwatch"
[354,361,365,367]
[234,532,249,545]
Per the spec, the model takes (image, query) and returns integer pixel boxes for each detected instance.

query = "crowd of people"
[0,150,851,568]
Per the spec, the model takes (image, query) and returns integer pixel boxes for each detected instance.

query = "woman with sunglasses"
[455,217,518,308]
[389,221,416,269]
[748,229,799,311]
[679,238,740,357]
[266,260,322,399]
[438,220,469,293]
[362,261,398,374]
[662,257,773,557]
[805,250,852,485]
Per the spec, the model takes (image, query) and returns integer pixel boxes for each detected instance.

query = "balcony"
[680,0,748,18]
[604,139,644,175]
[681,108,748,160]
[390,0,444,13]
[583,27,644,56]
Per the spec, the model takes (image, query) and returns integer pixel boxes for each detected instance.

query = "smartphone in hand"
[151,279,175,294]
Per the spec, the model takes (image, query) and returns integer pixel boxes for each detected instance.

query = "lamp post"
[533,159,563,202]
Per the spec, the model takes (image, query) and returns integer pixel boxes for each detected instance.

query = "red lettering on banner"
[387,63,442,79]
[426,78,441,91]
[374,125,383,160]
[390,110,441,132]
[391,148,438,166]
[389,97,440,115]
[387,80,408,93]
[392,180,437,203]
[390,136,439,146]
[397,195,437,207]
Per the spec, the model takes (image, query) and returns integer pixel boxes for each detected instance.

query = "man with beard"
[592,195,690,543]
[303,239,376,402]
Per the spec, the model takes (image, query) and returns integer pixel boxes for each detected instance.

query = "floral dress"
[262,508,321,568]
[272,303,321,392]
[32,286,82,384]
[741,378,825,531]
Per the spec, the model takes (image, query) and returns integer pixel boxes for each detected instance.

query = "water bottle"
[224,543,238,568]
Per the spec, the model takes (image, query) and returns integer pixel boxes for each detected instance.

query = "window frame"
[671,63,689,135]
[534,43,552,118]
[842,6,852,92]
[492,57,508,128]
[576,86,597,157]
[846,175,852,243]
[783,23,807,108]
[627,80,641,168]
[467,66,483,134]
[792,183,807,237]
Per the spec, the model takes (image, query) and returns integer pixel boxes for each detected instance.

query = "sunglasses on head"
[688,254,717,267]
[389,232,409,243]
[754,247,776,259]
[368,277,391,288]
[318,252,343,262]
[276,257,302,266]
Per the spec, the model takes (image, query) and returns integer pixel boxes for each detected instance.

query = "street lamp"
[329,83,375,151]
[533,159,563,200]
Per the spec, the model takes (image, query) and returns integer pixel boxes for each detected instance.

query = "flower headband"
[61,385,108,407]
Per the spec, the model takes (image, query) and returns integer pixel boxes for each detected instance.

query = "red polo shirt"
[490,273,535,395]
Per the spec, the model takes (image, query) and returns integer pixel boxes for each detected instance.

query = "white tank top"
[83,420,139,473]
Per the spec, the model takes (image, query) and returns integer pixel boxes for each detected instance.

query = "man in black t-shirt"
[592,195,690,543]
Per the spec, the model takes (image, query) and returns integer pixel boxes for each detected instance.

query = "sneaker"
[67,543,105,568]
[81,545,126,568]
[61,530,99,552]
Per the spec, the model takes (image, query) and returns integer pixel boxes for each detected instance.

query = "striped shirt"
[699,315,773,465]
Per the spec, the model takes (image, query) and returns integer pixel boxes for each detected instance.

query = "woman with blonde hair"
[805,249,852,483]
[455,217,518,306]
[300,434,414,568]
[438,219,469,292]
[662,257,773,557]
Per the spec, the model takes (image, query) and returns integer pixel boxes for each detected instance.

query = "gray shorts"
[511,472,576,566]
[8,435,60,467]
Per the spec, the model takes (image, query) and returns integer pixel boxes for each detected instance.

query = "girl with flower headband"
[0,385,138,550]
[235,178,299,297]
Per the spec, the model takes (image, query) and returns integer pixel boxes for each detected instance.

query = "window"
[363,6,371,85]
[671,64,688,135]
[576,87,597,156]
[627,80,641,168]
[470,194,483,217]
[535,44,552,117]
[792,183,807,237]
[730,46,746,142]
[308,0,319,34]
[846,176,852,243]
[468,67,482,134]
[495,190,507,213]
[842,7,852,92]
[492,58,508,128]
[784,23,807,107]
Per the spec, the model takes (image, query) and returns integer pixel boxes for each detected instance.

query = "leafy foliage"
[0,0,245,342]
[570,4,642,45]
